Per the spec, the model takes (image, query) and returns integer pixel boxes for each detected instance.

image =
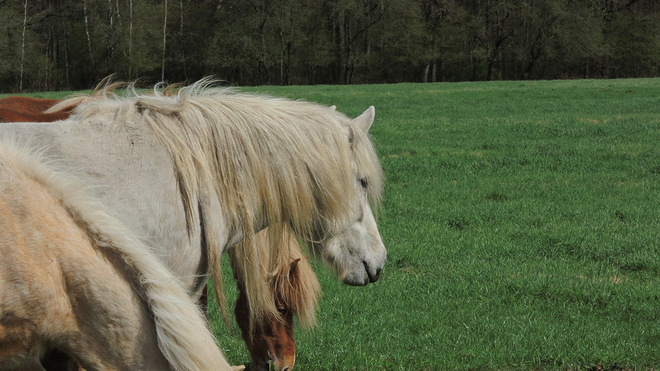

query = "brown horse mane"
[267,229,320,329]
[231,227,320,330]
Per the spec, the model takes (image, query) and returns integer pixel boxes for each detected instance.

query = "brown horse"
[0,96,78,123]
[0,140,241,371]
[230,229,320,371]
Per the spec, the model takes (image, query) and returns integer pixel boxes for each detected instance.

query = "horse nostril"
[364,261,381,283]
[282,367,290,371]
[370,267,381,282]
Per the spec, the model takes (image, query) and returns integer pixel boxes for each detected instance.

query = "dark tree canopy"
[1,0,658,92]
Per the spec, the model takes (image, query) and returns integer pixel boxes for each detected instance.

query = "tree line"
[1,0,658,92]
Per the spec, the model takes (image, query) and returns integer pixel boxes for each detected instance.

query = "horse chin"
[254,361,270,371]
[318,234,386,286]
[341,269,370,286]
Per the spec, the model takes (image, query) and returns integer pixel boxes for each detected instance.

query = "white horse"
[0,140,241,371]
[4,79,386,329]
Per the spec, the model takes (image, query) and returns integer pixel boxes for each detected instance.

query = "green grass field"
[9,78,660,370]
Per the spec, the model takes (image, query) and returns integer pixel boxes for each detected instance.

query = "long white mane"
[0,139,231,371]
[66,79,384,323]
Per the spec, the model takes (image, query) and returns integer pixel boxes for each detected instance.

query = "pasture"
[7,78,660,370]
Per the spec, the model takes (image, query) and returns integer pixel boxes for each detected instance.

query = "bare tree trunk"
[107,0,114,73]
[116,0,122,25]
[279,29,285,85]
[83,0,95,75]
[258,13,269,84]
[431,60,437,82]
[344,13,351,84]
[421,63,429,83]
[128,0,133,79]
[61,15,70,88]
[20,0,28,92]
[162,0,168,82]
[179,0,186,78]
[380,1,385,80]
[45,31,50,90]
[108,0,113,26]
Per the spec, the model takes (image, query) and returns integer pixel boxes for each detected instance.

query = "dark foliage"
[1,0,658,92]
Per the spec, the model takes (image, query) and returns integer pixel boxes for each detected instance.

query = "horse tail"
[66,197,232,371]
[1,142,232,371]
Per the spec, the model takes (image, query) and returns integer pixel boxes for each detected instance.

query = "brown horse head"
[234,258,302,371]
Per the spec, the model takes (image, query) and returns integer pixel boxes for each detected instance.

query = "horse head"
[235,258,304,371]
[310,106,387,286]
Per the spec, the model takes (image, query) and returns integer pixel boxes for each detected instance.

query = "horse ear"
[353,106,375,133]
[290,258,301,273]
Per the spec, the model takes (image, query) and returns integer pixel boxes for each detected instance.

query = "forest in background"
[0,0,659,92]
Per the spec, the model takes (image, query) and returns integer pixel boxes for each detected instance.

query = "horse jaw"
[315,201,387,286]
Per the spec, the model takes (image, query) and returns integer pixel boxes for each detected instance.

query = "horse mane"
[268,228,321,329]
[0,139,231,371]
[232,227,321,330]
[68,78,384,328]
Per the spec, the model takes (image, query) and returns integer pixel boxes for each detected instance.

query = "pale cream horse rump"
[0,141,242,371]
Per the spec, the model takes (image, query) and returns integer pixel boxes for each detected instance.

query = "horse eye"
[277,307,287,315]
[359,178,368,189]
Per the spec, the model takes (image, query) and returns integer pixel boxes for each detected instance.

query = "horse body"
[0,172,167,369]
[0,81,386,339]
[0,142,235,371]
